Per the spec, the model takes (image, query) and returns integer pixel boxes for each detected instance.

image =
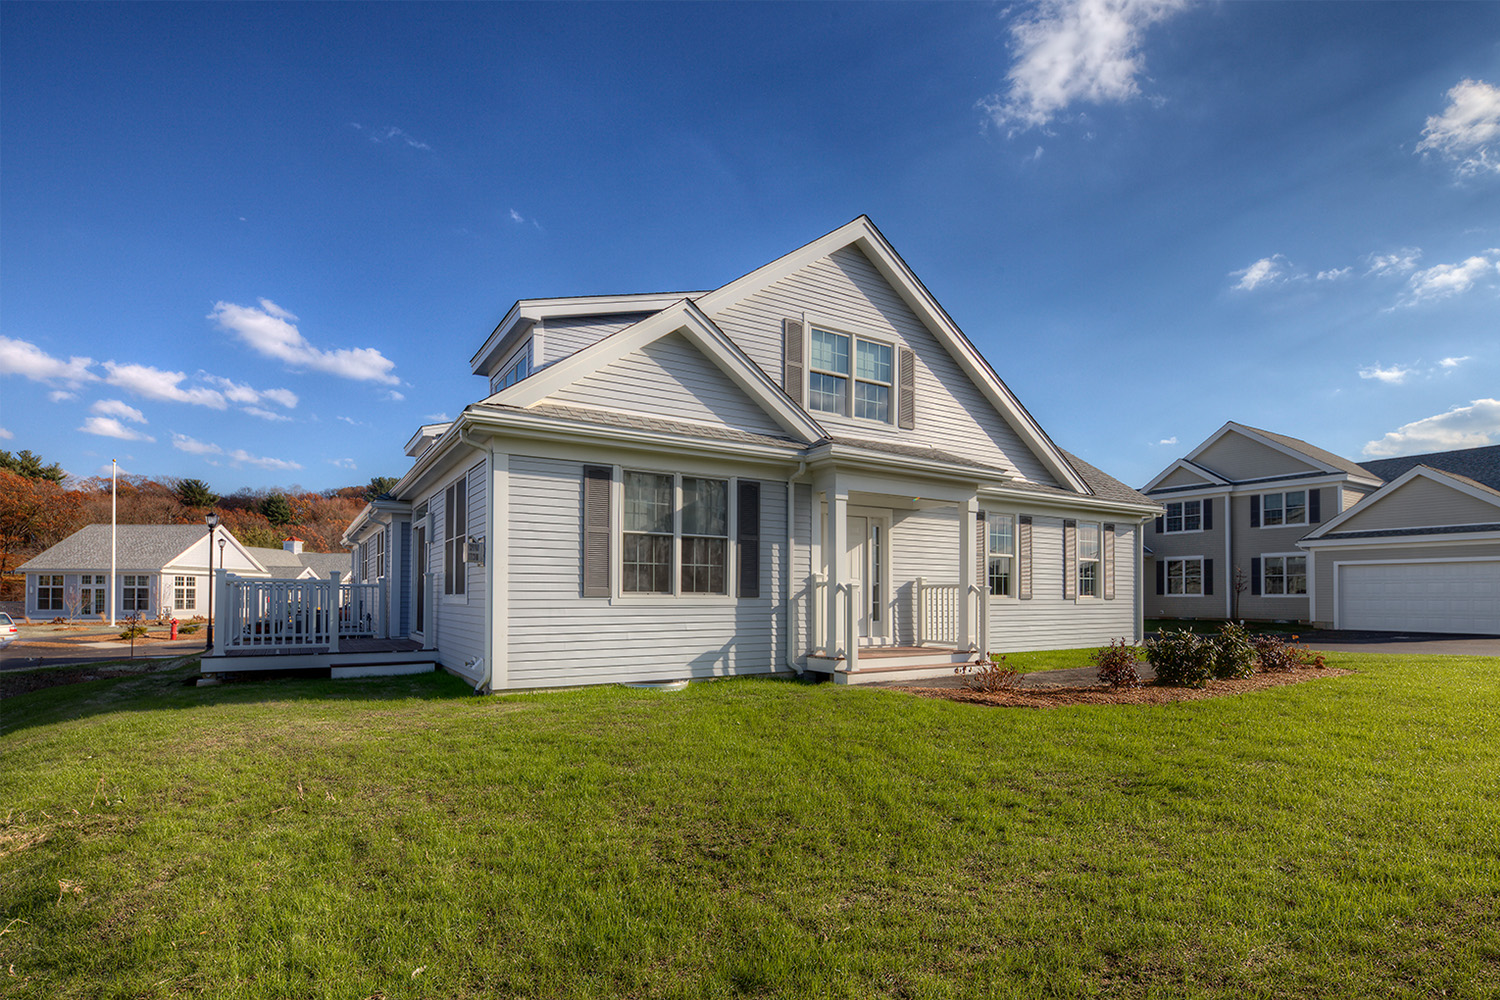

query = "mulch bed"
[897,665,1352,708]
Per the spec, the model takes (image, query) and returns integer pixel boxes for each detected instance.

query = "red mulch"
[897,665,1353,708]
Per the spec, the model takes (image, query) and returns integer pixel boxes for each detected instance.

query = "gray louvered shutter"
[582,465,612,598]
[1202,498,1213,530]
[1018,516,1033,600]
[1309,489,1321,524]
[975,511,987,593]
[1103,523,1116,600]
[737,480,760,599]
[1250,495,1261,528]
[784,319,805,406]
[1203,558,1214,596]
[897,347,916,429]
[1063,520,1077,599]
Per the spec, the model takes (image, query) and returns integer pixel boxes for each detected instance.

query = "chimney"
[284,536,304,555]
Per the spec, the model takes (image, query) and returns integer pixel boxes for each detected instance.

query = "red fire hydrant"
[170,618,179,640]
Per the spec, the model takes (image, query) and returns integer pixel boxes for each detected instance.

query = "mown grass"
[2,653,1497,998]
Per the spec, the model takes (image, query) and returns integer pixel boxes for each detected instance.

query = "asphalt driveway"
[1295,629,1500,657]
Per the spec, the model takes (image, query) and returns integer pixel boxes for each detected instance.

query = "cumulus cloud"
[1316,267,1351,281]
[1357,364,1415,385]
[0,335,98,387]
[243,406,293,422]
[1402,252,1500,304]
[1157,436,1178,445]
[201,374,299,410]
[0,427,13,440]
[49,390,77,403]
[79,416,155,442]
[91,399,147,423]
[171,432,301,470]
[1362,399,1500,456]
[1439,356,1472,369]
[1231,255,1290,291]
[424,412,451,423]
[978,0,1189,134]
[209,299,399,384]
[1366,248,1423,276]
[384,390,406,402]
[327,458,358,470]
[1416,78,1500,177]
[172,434,222,456]
[103,362,228,408]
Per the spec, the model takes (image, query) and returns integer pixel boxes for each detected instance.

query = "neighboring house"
[1142,425,1500,634]
[309,215,1160,691]
[18,526,350,621]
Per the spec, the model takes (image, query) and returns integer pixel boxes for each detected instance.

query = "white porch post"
[825,481,849,661]
[213,568,228,657]
[378,577,389,638]
[957,495,978,651]
[328,571,341,653]
[422,572,437,651]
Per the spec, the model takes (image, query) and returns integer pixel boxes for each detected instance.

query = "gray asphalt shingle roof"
[1357,444,1500,492]
[18,524,351,577]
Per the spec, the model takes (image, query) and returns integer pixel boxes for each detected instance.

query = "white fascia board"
[498,299,827,443]
[694,216,1090,495]
[1303,465,1500,540]
[404,423,452,457]
[1300,530,1500,550]
[468,293,708,375]
[804,442,1009,487]
[981,485,1162,520]
[1150,472,1373,501]
[384,419,486,508]
[1141,458,1229,493]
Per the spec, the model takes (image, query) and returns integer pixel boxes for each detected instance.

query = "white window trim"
[440,474,471,605]
[613,466,739,604]
[489,337,535,394]
[173,575,198,612]
[1162,498,1204,534]
[801,312,899,427]
[1262,552,1308,597]
[1163,556,1206,597]
[1259,490,1308,529]
[1077,520,1102,600]
[987,513,1017,599]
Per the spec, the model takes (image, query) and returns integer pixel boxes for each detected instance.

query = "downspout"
[786,460,807,673]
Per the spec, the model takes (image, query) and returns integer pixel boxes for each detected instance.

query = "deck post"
[378,577,389,638]
[826,486,848,658]
[957,496,978,651]
[422,572,436,651]
[844,581,860,673]
[328,572,341,653]
[213,568,228,657]
[916,577,927,646]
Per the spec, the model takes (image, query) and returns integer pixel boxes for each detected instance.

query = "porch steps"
[201,646,438,676]
[805,646,981,686]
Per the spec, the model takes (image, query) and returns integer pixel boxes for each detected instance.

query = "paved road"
[1,621,210,670]
[1295,629,1500,657]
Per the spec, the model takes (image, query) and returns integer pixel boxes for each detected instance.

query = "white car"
[0,612,16,646]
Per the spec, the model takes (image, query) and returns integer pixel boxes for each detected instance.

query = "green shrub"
[178,623,201,635]
[1144,629,1216,688]
[1252,633,1324,672]
[1212,622,1258,679]
[1093,638,1142,688]
[118,624,148,640]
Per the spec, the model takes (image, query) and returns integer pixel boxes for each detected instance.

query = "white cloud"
[1157,436,1177,445]
[1231,254,1289,291]
[1416,78,1500,177]
[78,416,155,442]
[91,399,147,423]
[424,412,451,423]
[336,415,365,427]
[260,387,299,408]
[1403,252,1500,304]
[104,362,228,408]
[509,209,524,223]
[0,335,98,387]
[172,433,223,456]
[1366,248,1422,275]
[1358,363,1415,385]
[978,0,1189,134]
[49,390,77,402]
[384,389,405,402]
[1439,356,1472,369]
[1362,399,1500,456]
[209,299,399,384]
[327,458,358,470]
[243,406,293,422]
[0,427,12,440]
[1316,267,1351,281]
[171,432,300,470]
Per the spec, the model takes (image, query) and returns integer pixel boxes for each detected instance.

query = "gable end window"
[806,326,901,425]
[173,575,197,611]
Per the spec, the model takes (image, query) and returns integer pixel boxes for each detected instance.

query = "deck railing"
[215,571,388,655]
[916,578,988,656]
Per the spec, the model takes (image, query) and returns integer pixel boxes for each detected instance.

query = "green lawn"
[2,653,1497,998]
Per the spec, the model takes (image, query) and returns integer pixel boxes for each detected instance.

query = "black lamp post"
[205,512,220,650]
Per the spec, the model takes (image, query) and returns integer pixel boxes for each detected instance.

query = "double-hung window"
[444,477,468,596]
[1263,555,1306,595]
[122,575,150,613]
[988,515,1015,596]
[37,574,64,612]
[1261,491,1306,527]
[1164,499,1202,533]
[622,471,730,596]
[1165,557,1204,596]
[174,575,196,611]
[374,531,386,579]
[1077,522,1102,598]
[809,328,894,424]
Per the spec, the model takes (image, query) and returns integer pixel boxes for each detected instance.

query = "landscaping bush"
[956,654,1018,692]
[178,623,201,635]
[1252,633,1325,672]
[1212,622,1258,679]
[1093,638,1142,688]
[1144,628,1216,688]
[117,623,149,640]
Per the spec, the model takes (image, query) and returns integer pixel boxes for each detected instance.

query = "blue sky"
[2,1,1497,493]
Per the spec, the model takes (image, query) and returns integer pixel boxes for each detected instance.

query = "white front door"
[845,513,892,645]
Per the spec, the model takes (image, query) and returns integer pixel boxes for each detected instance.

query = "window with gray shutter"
[1103,523,1116,600]
[897,347,916,429]
[737,480,760,599]
[1018,515,1033,600]
[582,465,612,598]
[783,319,805,407]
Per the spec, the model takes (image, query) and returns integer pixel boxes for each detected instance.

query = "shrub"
[1144,629,1216,688]
[955,654,1018,693]
[118,624,148,640]
[1252,633,1324,672]
[178,623,201,635]
[1093,638,1142,688]
[1212,622,1258,679]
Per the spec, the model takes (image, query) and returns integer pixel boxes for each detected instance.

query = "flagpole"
[110,459,118,626]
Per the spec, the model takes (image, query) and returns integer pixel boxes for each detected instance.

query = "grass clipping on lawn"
[900,665,1352,708]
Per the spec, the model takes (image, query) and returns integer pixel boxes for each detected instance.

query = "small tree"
[177,478,218,509]
[63,581,83,622]
[260,492,295,526]
[1231,565,1249,620]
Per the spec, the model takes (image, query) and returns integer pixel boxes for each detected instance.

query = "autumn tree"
[0,469,84,574]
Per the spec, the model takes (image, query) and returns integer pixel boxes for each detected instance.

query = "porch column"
[957,495,978,651]
[213,568,228,657]
[824,479,850,664]
[328,571,341,653]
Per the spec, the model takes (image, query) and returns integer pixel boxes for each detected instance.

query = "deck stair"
[804,646,981,685]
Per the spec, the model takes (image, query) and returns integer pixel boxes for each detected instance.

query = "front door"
[845,513,891,645]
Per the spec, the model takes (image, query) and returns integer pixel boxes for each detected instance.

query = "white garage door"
[1338,560,1500,634]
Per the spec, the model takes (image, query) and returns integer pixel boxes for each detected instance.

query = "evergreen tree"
[259,492,295,526]
[366,476,400,500]
[176,478,218,508]
[0,449,66,483]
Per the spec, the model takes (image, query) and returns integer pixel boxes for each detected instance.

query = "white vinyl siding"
[708,246,1060,485]
[987,516,1139,652]
[546,332,786,436]
[507,455,787,689]
[538,314,652,365]
[428,462,487,678]
[1336,476,1500,533]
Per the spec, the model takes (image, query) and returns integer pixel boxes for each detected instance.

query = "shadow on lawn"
[0,658,479,736]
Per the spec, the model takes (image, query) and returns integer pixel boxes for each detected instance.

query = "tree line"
[0,449,400,580]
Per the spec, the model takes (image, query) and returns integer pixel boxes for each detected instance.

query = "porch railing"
[916,578,989,656]
[215,571,388,654]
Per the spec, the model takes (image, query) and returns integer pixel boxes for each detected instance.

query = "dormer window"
[808,327,894,424]
[489,339,533,394]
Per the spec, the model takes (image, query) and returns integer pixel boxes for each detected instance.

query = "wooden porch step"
[805,646,980,684]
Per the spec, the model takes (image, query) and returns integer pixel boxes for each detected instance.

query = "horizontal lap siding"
[546,332,784,436]
[988,518,1139,652]
[430,463,487,680]
[1311,540,1500,623]
[1144,501,1225,619]
[891,506,960,647]
[507,455,787,688]
[1336,477,1499,532]
[1194,434,1318,481]
[709,246,1058,486]
[1231,495,1312,621]
[538,315,646,365]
